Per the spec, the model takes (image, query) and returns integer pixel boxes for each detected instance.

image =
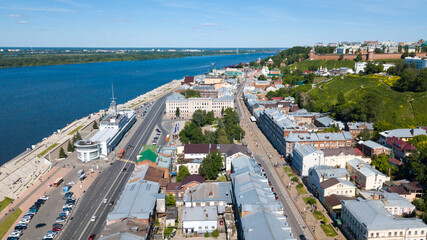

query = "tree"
[206,111,215,125]
[358,128,373,140]
[221,107,225,116]
[175,107,180,118]
[354,54,362,62]
[199,151,223,180]
[258,74,267,80]
[192,110,207,127]
[338,54,344,61]
[211,229,219,238]
[177,165,191,182]
[73,131,82,144]
[93,121,98,129]
[166,193,176,207]
[371,154,396,175]
[398,45,402,53]
[67,140,74,152]
[216,128,229,144]
[59,147,67,159]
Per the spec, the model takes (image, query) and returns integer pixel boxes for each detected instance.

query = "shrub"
[211,229,219,238]
[291,177,299,182]
[204,232,210,238]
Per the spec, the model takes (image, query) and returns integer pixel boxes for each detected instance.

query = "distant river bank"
[0,53,273,165]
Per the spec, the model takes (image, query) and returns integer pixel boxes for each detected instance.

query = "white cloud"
[200,22,218,27]
[9,14,23,18]
[18,21,28,24]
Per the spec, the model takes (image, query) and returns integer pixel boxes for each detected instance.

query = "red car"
[53,226,62,232]
[89,234,96,240]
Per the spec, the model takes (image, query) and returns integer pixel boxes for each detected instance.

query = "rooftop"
[108,180,160,221]
[241,210,296,240]
[379,128,427,139]
[182,206,217,222]
[293,144,323,157]
[320,178,355,189]
[184,182,232,204]
[360,140,388,150]
[347,158,387,178]
[342,199,426,230]
[182,174,205,186]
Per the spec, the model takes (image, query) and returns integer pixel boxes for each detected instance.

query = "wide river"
[0,53,273,165]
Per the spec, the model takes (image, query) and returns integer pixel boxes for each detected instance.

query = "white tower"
[109,83,118,117]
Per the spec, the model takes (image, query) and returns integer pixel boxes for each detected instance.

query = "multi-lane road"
[60,93,170,240]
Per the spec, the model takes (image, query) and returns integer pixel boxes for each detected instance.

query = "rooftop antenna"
[110,83,118,116]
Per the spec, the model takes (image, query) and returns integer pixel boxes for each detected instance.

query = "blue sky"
[1,0,426,47]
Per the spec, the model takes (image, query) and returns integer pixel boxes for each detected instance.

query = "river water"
[0,53,272,165]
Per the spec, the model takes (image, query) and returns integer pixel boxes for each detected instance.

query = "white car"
[67,181,76,185]
[19,218,30,224]
[103,198,107,204]
[90,216,97,222]
[39,195,49,200]
[63,204,73,209]
[9,230,22,237]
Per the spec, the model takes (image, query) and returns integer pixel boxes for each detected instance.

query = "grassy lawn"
[287,173,294,177]
[216,175,227,181]
[37,143,59,158]
[303,197,317,205]
[68,125,84,135]
[313,210,325,220]
[283,167,291,173]
[0,208,22,239]
[296,184,307,195]
[321,224,337,237]
[309,74,426,127]
[0,198,13,213]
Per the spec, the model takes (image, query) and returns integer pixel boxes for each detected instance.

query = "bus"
[165,134,170,142]
[53,178,63,187]
[118,149,125,158]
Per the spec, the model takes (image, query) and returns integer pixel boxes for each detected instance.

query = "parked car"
[14,225,27,231]
[36,223,47,228]
[23,214,34,219]
[52,223,63,228]
[39,195,49,200]
[19,218,30,224]
[52,226,62,231]
[63,204,73,209]
[9,230,22,237]
[59,212,69,218]
[6,237,19,240]
[42,238,53,240]
[56,217,66,223]
[63,207,72,212]
[67,181,76,185]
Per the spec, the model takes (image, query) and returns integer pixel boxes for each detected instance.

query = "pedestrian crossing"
[116,158,135,164]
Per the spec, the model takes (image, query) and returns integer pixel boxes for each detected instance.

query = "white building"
[379,128,427,145]
[346,158,390,190]
[292,144,325,177]
[319,178,356,199]
[354,62,395,74]
[323,147,359,168]
[165,93,234,118]
[182,206,218,235]
[404,57,427,69]
[75,97,135,162]
[341,199,427,240]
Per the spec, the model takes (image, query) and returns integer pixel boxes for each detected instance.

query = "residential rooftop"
[241,210,296,240]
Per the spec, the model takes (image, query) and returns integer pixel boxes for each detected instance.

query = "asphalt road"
[59,93,170,240]
[235,73,314,240]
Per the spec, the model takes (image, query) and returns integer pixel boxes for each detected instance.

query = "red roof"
[271,97,283,100]
[182,174,205,186]
[354,148,363,156]
[388,158,405,166]
[386,137,416,152]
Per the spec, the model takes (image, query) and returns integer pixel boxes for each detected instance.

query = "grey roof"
[320,178,355,189]
[286,131,353,142]
[232,171,282,213]
[182,206,218,222]
[108,180,160,221]
[184,182,232,204]
[231,154,262,176]
[347,158,387,178]
[315,116,335,127]
[157,155,171,169]
[241,210,296,240]
[342,199,426,230]
[322,147,356,157]
[379,128,427,139]
[347,122,374,130]
[100,232,146,240]
[360,140,387,150]
[166,92,186,101]
[309,165,350,181]
[359,190,415,209]
[293,144,323,158]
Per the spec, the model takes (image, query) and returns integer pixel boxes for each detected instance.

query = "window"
[205,226,208,229]
[376,233,379,237]
[388,232,391,236]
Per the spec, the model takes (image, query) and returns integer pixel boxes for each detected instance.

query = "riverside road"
[59,93,170,240]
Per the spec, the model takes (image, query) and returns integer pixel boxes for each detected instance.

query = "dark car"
[15,225,27,230]
[7,237,19,240]
[123,168,127,172]
[299,234,307,240]
[109,201,114,206]
[52,223,63,228]
[65,199,75,204]
[36,223,47,228]
[30,204,40,210]
[88,234,96,240]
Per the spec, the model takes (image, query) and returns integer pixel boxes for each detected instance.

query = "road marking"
[76,97,167,239]
[117,159,135,164]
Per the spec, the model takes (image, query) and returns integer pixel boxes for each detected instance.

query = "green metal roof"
[137,149,158,163]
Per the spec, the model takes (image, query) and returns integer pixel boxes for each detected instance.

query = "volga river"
[0,53,273,165]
